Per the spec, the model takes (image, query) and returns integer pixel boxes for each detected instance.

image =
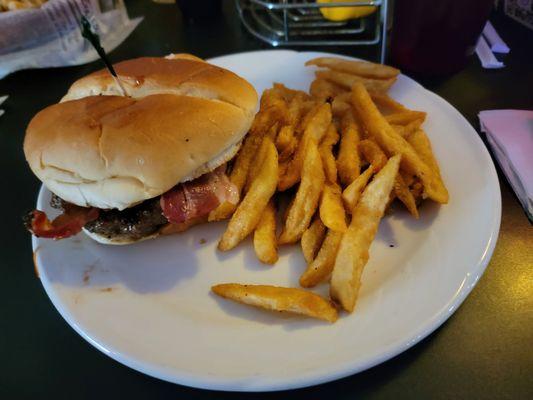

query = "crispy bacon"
[24,205,99,240]
[161,167,238,224]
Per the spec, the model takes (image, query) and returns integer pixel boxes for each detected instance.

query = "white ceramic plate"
[32,50,501,392]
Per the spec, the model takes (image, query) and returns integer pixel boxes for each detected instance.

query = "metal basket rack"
[236,0,389,62]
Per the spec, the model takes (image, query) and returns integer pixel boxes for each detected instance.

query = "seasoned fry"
[358,139,388,171]
[394,174,419,218]
[279,103,331,191]
[296,103,320,134]
[316,70,396,93]
[218,138,278,251]
[279,140,325,244]
[350,82,448,204]
[331,98,351,118]
[305,57,400,80]
[246,134,273,192]
[319,183,347,232]
[342,166,374,213]
[299,230,343,288]
[310,78,346,102]
[229,105,281,194]
[212,283,338,323]
[276,125,298,161]
[330,155,401,312]
[406,129,445,185]
[301,216,326,264]
[208,201,236,222]
[287,93,311,127]
[253,201,279,264]
[322,122,340,146]
[273,82,310,102]
[260,86,287,111]
[319,124,339,183]
[403,119,424,135]
[336,111,361,186]
[385,110,427,125]
[391,119,424,138]
[410,179,424,203]
[370,92,407,114]
[209,114,276,221]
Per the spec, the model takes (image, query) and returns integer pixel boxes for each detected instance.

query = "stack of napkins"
[479,110,533,221]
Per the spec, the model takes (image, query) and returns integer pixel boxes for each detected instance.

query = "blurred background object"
[390,0,494,75]
[0,0,142,79]
[235,0,389,62]
[504,0,533,29]
[176,0,222,20]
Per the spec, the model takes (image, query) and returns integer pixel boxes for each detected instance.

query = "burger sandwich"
[23,54,258,244]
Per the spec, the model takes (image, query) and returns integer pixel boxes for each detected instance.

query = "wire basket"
[236,0,389,62]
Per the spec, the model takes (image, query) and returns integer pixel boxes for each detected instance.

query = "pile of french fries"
[212,57,449,323]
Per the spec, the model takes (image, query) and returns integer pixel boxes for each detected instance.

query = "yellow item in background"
[318,0,377,22]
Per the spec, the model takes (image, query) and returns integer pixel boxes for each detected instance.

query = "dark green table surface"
[1,1,532,398]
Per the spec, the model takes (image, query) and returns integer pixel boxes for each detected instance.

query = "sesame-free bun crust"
[24,56,258,210]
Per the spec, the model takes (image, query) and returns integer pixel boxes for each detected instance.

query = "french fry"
[342,166,374,213]
[276,125,298,161]
[245,134,274,192]
[410,179,424,203]
[316,70,397,93]
[273,82,310,102]
[405,129,446,186]
[369,92,408,114]
[330,155,401,312]
[296,103,321,135]
[336,111,361,186]
[208,201,235,222]
[299,230,343,288]
[305,57,400,80]
[319,183,347,232]
[301,216,326,264]
[392,124,407,137]
[253,200,278,264]
[358,139,388,171]
[209,114,275,221]
[287,93,311,127]
[393,173,419,218]
[279,139,325,244]
[331,98,351,118]
[392,120,424,138]
[260,86,287,111]
[310,78,346,102]
[212,283,338,323]
[229,105,281,194]
[319,124,339,183]
[350,82,449,204]
[403,119,424,135]
[218,138,278,251]
[385,110,427,125]
[278,103,331,191]
[322,122,340,146]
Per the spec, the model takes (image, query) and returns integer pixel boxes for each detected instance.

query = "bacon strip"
[25,206,99,240]
[161,167,238,224]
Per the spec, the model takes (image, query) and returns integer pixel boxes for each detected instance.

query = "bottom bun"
[82,216,208,245]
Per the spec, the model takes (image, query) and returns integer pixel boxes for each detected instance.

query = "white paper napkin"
[479,110,533,220]
[483,21,510,54]
[475,36,504,69]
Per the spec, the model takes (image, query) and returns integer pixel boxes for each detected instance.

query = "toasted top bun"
[24,56,258,210]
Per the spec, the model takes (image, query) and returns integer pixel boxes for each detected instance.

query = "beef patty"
[51,194,168,241]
